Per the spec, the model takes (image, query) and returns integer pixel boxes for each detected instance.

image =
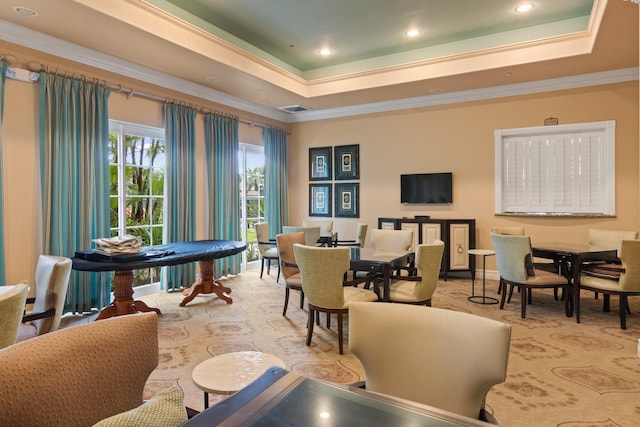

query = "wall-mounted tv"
[400,172,453,204]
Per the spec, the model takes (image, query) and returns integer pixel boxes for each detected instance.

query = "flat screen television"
[400,173,453,204]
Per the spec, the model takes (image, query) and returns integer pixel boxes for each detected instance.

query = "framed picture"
[334,144,359,180]
[309,184,332,217]
[309,146,332,181]
[334,183,359,218]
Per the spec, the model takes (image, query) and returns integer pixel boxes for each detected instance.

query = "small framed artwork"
[334,144,359,180]
[309,146,332,181]
[309,184,332,217]
[334,183,359,218]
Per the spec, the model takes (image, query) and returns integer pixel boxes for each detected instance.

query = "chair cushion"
[16,323,38,342]
[343,287,378,308]
[285,273,302,289]
[263,247,278,258]
[523,270,567,286]
[93,386,187,427]
[388,280,420,302]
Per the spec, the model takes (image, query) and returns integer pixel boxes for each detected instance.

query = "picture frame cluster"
[308,144,359,218]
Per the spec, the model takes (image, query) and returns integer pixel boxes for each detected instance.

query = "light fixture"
[13,6,37,16]
[515,3,534,13]
[319,48,332,56]
[406,29,421,38]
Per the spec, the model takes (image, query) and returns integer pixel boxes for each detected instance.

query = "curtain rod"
[106,83,269,129]
[1,54,276,130]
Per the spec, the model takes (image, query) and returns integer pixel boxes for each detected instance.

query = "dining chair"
[583,229,637,303]
[282,226,322,246]
[256,222,279,280]
[336,223,368,248]
[17,255,72,342]
[491,233,573,319]
[302,219,333,235]
[579,239,640,329]
[349,302,511,423]
[0,284,28,349]
[276,232,306,316]
[293,244,378,354]
[369,228,415,276]
[386,240,444,306]
[491,226,557,297]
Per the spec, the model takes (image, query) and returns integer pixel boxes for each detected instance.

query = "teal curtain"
[0,62,7,286]
[204,113,241,276]
[163,102,197,290]
[39,72,111,313]
[264,126,288,235]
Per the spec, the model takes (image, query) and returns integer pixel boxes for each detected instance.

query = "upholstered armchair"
[491,233,573,319]
[302,219,333,234]
[256,222,279,280]
[349,302,511,423]
[368,228,415,276]
[386,240,444,305]
[0,284,28,350]
[579,239,640,329]
[282,225,322,246]
[293,244,378,354]
[276,231,306,316]
[0,312,164,426]
[336,223,368,248]
[17,255,72,342]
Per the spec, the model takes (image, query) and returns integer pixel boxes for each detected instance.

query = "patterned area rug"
[63,268,640,426]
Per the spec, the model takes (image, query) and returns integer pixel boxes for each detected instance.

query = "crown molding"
[288,67,639,122]
[0,19,636,125]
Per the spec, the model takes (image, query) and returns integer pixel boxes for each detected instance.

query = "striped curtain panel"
[163,103,197,291]
[264,126,288,235]
[0,62,7,286]
[39,72,111,313]
[204,113,241,276]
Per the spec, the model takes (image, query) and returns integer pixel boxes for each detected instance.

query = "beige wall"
[289,82,640,270]
[1,42,639,282]
[0,42,282,284]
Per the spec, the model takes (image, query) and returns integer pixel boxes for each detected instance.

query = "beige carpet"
[63,268,640,426]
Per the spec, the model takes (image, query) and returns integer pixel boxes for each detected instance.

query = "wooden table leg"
[180,260,233,307]
[96,270,161,320]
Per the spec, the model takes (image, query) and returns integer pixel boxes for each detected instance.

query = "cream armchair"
[0,284,28,349]
[283,225,322,246]
[256,222,280,280]
[302,219,333,234]
[17,255,72,342]
[293,244,378,354]
[386,240,444,305]
[276,231,306,316]
[579,239,640,329]
[349,302,511,423]
[491,233,573,319]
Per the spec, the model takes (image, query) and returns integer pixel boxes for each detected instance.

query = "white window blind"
[495,121,615,215]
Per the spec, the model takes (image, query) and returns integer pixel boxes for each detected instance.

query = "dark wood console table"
[72,240,246,320]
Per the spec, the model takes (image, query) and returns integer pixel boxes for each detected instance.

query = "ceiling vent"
[278,104,312,113]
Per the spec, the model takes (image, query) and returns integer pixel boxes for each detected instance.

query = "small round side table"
[467,249,498,305]
[192,351,286,408]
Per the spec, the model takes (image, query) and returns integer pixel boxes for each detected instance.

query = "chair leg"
[337,313,344,355]
[299,291,305,309]
[326,313,330,328]
[266,258,271,275]
[507,284,515,303]
[497,278,502,295]
[520,286,527,318]
[499,282,508,309]
[282,287,290,316]
[564,286,573,317]
[306,307,315,346]
[277,265,281,282]
[260,258,265,278]
[575,286,581,324]
[603,294,611,312]
[619,295,628,330]
[528,288,532,305]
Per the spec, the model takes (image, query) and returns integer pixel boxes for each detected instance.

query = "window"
[109,121,165,287]
[238,144,265,269]
[495,121,615,216]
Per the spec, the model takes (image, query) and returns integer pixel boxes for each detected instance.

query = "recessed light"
[406,29,421,38]
[13,6,37,16]
[319,48,332,56]
[515,3,534,13]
